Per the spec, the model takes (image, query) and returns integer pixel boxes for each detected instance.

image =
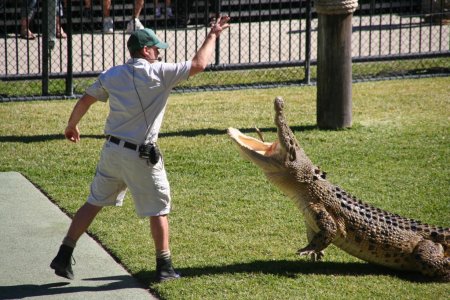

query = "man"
[50,15,230,282]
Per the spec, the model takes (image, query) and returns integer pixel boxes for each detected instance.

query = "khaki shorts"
[87,140,171,217]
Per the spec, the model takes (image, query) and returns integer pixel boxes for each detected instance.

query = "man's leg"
[150,215,169,251]
[133,0,144,18]
[126,0,144,33]
[150,215,180,281]
[102,0,114,33]
[50,202,102,279]
[103,0,111,17]
[67,202,103,241]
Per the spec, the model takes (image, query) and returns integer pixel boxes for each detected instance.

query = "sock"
[62,236,77,249]
[156,249,171,261]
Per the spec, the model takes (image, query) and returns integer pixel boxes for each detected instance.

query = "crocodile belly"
[333,224,422,270]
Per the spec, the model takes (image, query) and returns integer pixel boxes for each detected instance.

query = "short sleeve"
[160,61,192,89]
[85,78,109,102]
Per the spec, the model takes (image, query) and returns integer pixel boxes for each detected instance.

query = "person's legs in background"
[83,0,113,33]
[56,0,67,38]
[20,0,37,39]
[126,0,145,33]
[102,0,113,33]
[154,0,173,18]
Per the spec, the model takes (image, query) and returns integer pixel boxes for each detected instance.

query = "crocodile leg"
[297,208,337,261]
[412,239,450,282]
[304,221,325,261]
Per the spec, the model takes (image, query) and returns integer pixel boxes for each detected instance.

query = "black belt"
[106,135,139,151]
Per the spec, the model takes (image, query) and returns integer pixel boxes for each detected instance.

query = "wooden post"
[316,0,358,129]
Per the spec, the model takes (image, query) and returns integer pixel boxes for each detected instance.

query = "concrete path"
[0,172,157,300]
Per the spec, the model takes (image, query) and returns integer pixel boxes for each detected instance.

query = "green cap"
[127,28,168,52]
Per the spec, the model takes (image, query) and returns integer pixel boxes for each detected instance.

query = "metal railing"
[0,0,449,101]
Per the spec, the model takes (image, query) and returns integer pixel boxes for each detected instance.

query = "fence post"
[305,0,312,85]
[42,0,57,96]
[66,0,73,96]
[214,0,222,65]
[315,0,358,129]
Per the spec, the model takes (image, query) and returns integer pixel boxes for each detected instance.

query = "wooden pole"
[315,0,358,129]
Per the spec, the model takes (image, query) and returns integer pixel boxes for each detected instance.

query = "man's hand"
[209,15,231,37]
[190,15,231,77]
[65,125,80,143]
[64,94,97,143]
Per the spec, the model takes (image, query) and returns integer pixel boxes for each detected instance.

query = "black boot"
[156,257,180,282]
[50,244,75,279]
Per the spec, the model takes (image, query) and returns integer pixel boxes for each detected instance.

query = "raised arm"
[189,15,231,77]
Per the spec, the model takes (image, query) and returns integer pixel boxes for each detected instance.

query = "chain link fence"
[0,0,449,101]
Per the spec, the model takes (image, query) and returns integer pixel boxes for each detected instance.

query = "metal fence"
[0,0,449,101]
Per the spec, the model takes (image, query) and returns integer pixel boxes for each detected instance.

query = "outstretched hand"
[210,15,231,36]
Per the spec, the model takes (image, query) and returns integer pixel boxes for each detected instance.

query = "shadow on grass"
[138,259,438,285]
[0,133,100,143]
[0,275,149,300]
[0,125,318,143]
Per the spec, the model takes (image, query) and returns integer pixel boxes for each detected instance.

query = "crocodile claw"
[297,249,325,262]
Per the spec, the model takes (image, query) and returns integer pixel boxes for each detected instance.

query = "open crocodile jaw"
[228,96,305,171]
[227,127,285,173]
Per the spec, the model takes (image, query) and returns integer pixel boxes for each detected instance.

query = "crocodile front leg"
[297,208,337,261]
[303,221,325,261]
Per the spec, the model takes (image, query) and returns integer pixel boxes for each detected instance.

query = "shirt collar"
[126,57,149,65]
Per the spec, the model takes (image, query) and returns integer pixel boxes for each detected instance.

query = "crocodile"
[228,96,450,281]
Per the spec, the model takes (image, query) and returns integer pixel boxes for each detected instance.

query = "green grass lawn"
[0,77,449,299]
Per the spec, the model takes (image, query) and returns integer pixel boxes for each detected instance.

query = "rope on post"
[315,0,359,15]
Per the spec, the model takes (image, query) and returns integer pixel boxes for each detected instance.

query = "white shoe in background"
[126,18,144,33]
[102,17,114,34]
